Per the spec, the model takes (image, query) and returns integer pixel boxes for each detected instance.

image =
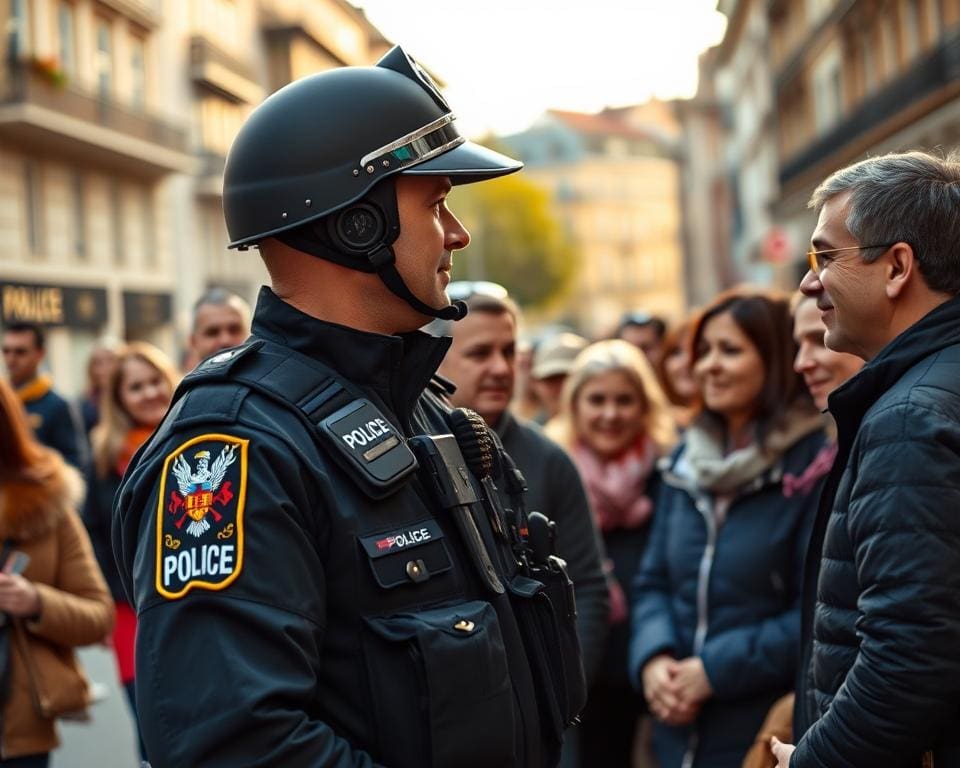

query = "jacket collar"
[0,458,83,542]
[828,295,960,442]
[16,374,52,404]
[250,287,452,422]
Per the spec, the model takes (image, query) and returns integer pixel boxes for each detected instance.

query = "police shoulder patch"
[155,433,249,600]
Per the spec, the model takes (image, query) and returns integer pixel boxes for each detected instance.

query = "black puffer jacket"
[793,296,960,767]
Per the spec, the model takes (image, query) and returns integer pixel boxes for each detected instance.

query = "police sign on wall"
[155,433,249,599]
[0,280,107,328]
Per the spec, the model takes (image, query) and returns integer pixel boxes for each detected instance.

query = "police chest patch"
[155,433,249,599]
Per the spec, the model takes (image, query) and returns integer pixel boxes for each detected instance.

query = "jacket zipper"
[680,494,718,768]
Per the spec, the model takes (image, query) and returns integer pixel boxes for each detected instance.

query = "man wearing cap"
[531,332,589,424]
[113,48,581,768]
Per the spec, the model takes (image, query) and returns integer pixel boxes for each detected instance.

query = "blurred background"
[1,0,958,391]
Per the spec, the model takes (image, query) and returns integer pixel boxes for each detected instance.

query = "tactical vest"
[170,338,586,768]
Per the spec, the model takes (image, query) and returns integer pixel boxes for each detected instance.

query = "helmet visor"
[406,139,522,184]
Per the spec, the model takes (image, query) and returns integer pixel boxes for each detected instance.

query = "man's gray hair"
[808,150,960,294]
[192,288,252,330]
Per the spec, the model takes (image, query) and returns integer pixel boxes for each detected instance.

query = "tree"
[450,173,579,310]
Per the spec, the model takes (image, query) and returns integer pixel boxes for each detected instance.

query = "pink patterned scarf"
[571,437,657,533]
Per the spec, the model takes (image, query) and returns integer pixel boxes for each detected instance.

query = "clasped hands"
[641,653,713,726]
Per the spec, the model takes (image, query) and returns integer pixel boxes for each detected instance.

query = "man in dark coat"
[772,150,960,767]
[2,321,86,470]
[429,284,609,680]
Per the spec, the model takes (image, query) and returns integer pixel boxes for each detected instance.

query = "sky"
[354,0,728,138]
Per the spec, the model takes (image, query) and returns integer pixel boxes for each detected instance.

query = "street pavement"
[52,645,141,768]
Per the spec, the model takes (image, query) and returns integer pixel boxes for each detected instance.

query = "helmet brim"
[404,140,522,184]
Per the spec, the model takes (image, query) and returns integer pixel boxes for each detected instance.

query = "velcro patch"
[155,433,249,599]
[360,519,444,559]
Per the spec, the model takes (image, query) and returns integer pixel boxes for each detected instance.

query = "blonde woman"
[547,339,677,767]
[85,342,178,761]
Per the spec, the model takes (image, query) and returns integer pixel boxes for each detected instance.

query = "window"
[903,0,922,60]
[23,160,43,257]
[110,179,124,265]
[141,187,155,268]
[880,15,899,78]
[861,28,877,96]
[94,17,112,99]
[130,35,146,110]
[9,0,30,58]
[57,3,76,77]
[71,170,86,260]
[813,49,844,133]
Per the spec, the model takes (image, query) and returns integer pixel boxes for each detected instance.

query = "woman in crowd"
[0,378,113,767]
[656,320,698,429]
[547,339,677,766]
[740,292,864,768]
[79,341,119,436]
[629,289,826,768]
[86,342,178,761]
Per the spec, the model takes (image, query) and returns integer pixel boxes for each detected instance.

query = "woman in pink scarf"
[547,339,677,767]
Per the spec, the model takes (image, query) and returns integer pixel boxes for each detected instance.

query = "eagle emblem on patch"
[155,434,248,599]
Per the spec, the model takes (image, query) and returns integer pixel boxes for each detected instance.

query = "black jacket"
[794,296,960,768]
[495,411,609,683]
[112,288,561,768]
[20,379,86,471]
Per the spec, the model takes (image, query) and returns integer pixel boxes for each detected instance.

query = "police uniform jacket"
[112,288,553,768]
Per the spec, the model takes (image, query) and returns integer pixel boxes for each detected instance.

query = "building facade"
[502,103,686,335]
[0,0,389,391]
[680,0,960,299]
[773,0,960,274]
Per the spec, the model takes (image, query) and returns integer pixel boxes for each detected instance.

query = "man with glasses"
[771,151,960,767]
[115,47,582,768]
[3,321,86,470]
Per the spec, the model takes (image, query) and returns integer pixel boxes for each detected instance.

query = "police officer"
[113,47,581,768]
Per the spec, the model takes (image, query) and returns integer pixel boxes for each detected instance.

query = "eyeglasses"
[806,243,897,274]
[447,280,509,302]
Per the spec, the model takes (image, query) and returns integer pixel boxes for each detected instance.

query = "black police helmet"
[224,46,521,249]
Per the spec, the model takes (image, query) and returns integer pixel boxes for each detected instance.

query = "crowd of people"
[0,52,957,768]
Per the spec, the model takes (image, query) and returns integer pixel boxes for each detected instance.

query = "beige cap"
[532,333,588,379]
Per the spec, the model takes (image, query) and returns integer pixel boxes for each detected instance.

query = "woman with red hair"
[0,378,113,766]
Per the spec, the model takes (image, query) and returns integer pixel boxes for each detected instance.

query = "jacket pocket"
[362,600,515,768]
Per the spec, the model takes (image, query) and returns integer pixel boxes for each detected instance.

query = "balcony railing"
[0,61,188,157]
[780,27,960,186]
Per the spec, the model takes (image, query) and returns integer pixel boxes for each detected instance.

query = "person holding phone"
[0,377,113,767]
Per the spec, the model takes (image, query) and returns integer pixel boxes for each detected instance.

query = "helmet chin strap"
[368,245,467,321]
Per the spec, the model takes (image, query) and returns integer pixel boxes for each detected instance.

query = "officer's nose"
[799,269,822,298]
[444,209,470,251]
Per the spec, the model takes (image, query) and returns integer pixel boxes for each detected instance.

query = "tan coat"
[0,459,114,759]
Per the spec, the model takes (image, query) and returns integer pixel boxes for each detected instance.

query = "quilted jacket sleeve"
[792,400,960,767]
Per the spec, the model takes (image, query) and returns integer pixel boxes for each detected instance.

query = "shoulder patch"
[155,433,249,599]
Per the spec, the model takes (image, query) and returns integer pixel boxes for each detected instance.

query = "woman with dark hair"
[85,342,178,762]
[629,288,827,768]
[0,378,113,767]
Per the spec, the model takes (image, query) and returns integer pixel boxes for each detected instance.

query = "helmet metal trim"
[359,113,464,171]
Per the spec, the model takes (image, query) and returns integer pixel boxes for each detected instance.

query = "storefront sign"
[124,291,172,329]
[0,281,107,328]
